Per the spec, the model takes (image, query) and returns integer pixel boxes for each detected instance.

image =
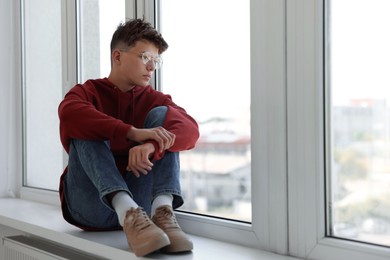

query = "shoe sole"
[132,233,170,257]
[161,239,193,253]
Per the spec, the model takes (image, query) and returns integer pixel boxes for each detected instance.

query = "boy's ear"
[112,50,121,63]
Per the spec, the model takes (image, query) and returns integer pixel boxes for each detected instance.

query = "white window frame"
[286,0,390,259]
[19,0,76,199]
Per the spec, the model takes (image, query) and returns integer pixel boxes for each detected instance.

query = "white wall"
[0,0,22,198]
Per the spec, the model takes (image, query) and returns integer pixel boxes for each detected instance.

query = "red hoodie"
[58,78,199,229]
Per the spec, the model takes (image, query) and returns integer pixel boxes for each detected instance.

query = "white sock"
[111,191,138,226]
[151,194,173,218]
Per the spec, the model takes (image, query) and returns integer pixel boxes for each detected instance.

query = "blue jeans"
[62,106,183,229]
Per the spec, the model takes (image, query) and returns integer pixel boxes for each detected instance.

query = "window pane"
[78,0,125,82]
[23,0,63,190]
[328,0,390,246]
[159,0,251,222]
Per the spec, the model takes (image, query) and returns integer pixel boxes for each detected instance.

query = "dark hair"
[110,19,168,54]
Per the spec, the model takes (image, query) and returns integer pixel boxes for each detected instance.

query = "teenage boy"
[58,19,199,257]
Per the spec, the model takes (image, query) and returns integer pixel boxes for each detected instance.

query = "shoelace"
[131,208,153,232]
[154,207,179,229]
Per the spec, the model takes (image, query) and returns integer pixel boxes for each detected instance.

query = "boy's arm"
[58,85,130,152]
[148,102,199,161]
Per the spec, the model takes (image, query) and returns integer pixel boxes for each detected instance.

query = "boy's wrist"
[126,126,137,140]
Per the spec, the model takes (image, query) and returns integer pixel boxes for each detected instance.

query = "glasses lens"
[141,52,162,70]
[141,53,151,65]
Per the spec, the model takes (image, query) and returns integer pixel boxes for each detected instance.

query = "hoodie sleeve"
[58,83,131,153]
[148,94,200,161]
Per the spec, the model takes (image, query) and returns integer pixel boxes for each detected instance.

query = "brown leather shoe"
[123,207,170,257]
[152,205,193,253]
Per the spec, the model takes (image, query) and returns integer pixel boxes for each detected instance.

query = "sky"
[330,0,390,106]
[160,0,250,122]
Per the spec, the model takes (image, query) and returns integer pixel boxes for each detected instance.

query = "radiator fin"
[2,235,106,260]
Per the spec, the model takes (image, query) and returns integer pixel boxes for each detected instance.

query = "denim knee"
[144,106,168,128]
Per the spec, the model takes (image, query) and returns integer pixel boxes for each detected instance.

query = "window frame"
[286,0,390,259]
[20,0,76,190]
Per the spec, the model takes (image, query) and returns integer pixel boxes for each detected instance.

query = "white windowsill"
[0,198,299,260]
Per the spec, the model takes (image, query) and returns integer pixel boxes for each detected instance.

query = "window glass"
[23,0,125,190]
[158,0,251,222]
[23,0,63,190]
[328,0,390,246]
[78,0,125,82]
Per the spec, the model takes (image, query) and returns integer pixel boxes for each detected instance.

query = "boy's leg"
[130,106,192,253]
[124,106,183,215]
[63,139,170,257]
[62,139,131,229]
[151,151,183,211]
[123,150,182,216]
[149,150,193,253]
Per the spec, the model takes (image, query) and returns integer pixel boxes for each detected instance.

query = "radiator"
[2,235,106,260]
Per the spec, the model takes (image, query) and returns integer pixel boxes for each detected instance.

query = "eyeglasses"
[120,50,163,70]
[139,51,163,70]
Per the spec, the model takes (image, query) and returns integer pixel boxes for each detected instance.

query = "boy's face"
[115,40,160,87]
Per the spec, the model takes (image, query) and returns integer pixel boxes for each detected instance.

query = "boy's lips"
[143,74,151,80]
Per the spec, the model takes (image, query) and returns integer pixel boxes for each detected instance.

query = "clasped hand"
[126,127,175,177]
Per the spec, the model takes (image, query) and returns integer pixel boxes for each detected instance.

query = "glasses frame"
[119,49,163,70]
